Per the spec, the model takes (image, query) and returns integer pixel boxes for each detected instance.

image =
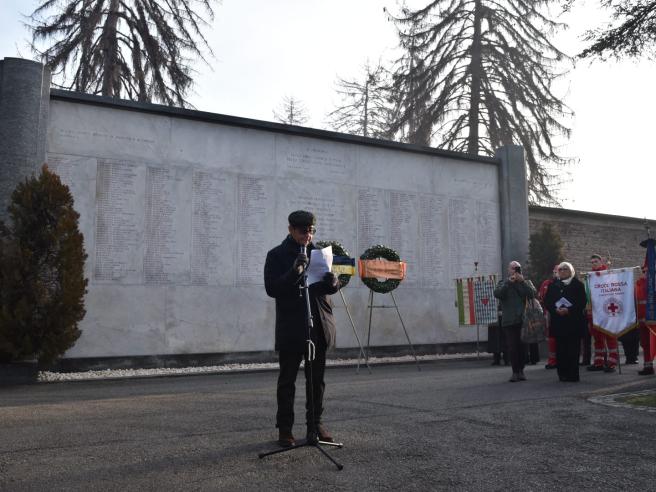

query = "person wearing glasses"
[264,210,340,447]
[544,262,588,382]
[494,261,536,382]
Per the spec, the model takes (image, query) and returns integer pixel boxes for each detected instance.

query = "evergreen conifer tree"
[389,0,572,204]
[528,222,564,285]
[0,165,87,365]
[577,1,656,59]
[29,0,217,107]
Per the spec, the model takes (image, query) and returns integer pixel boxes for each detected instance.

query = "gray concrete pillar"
[496,145,529,272]
[0,57,51,219]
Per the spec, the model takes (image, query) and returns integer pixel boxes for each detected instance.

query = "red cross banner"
[586,268,637,337]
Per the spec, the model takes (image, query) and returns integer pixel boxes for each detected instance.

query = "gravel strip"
[38,352,482,382]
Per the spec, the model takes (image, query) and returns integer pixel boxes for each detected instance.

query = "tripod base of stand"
[258,438,344,470]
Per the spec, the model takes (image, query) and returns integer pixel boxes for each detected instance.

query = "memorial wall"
[2,58,532,365]
[40,96,503,360]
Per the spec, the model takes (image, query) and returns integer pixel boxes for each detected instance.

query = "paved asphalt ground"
[1,359,655,491]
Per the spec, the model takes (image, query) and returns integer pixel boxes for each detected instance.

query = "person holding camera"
[264,210,340,447]
[494,261,536,382]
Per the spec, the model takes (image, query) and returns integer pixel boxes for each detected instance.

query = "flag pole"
[474,262,480,360]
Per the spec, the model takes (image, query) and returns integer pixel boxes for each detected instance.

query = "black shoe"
[317,424,334,443]
[278,430,295,447]
[305,429,318,444]
[587,365,604,372]
[509,373,520,382]
[545,364,557,370]
[306,424,334,444]
[625,359,638,365]
[518,371,527,381]
[603,365,616,373]
[638,367,654,376]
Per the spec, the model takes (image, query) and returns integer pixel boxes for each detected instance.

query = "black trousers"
[276,348,326,433]
[527,343,540,364]
[503,323,526,373]
[581,326,592,365]
[619,328,640,363]
[556,335,581,381]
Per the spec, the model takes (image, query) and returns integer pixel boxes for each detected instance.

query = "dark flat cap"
[288,210,315,227]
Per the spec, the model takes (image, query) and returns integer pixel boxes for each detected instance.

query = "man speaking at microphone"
[264,210,340,447]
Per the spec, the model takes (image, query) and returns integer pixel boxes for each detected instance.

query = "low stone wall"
[529,205,653,272]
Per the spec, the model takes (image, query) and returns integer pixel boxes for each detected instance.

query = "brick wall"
[528,206,653,276]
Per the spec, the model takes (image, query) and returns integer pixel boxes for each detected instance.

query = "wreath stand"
[338,289,372,374]
[359,245,420,371]
[315,240,372,374]
[364,289,421,371]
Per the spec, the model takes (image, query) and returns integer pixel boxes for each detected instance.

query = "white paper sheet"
[307,246,332,285]
[555,297,573,309]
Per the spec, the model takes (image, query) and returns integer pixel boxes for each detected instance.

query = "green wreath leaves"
[359,244,401,293]
[316,240,352,288]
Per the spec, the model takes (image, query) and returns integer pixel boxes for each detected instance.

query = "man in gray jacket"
[494,261,536,382]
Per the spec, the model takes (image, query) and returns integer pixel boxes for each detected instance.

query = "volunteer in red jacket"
[586,254,619,372]
[538,265,559,369]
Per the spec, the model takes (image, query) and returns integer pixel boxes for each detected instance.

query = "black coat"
[544,277,587,338]
[264,235,339,352]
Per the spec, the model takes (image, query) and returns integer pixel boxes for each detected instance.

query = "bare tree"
[389,0,573,204]
[577,1,656,59]
[29,0,217,107]
[273,96,309,125]
[327,62,393,139]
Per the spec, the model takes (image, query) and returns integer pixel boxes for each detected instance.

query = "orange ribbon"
[358,259,406,280]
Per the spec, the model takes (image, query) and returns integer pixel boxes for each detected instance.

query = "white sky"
[1,0,654,220]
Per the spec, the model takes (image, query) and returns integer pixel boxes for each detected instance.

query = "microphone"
[298,245,308,293]
[297,244,308,278]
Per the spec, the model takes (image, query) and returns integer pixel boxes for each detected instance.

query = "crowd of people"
[493,254,655,383]
[266,209,654,448]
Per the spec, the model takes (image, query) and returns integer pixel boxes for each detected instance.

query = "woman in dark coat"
[544,261,588,382]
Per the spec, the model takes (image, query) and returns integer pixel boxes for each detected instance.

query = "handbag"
[521,298,546,343]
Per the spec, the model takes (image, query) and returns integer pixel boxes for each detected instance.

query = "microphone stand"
[258,247,344,470]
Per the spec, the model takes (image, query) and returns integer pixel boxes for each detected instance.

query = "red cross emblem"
[604,298,623,317]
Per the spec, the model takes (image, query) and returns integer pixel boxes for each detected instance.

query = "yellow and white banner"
[587,268,637,337]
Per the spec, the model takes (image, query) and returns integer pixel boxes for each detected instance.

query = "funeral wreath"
[360,244,401,294]
[316,240,352,288]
